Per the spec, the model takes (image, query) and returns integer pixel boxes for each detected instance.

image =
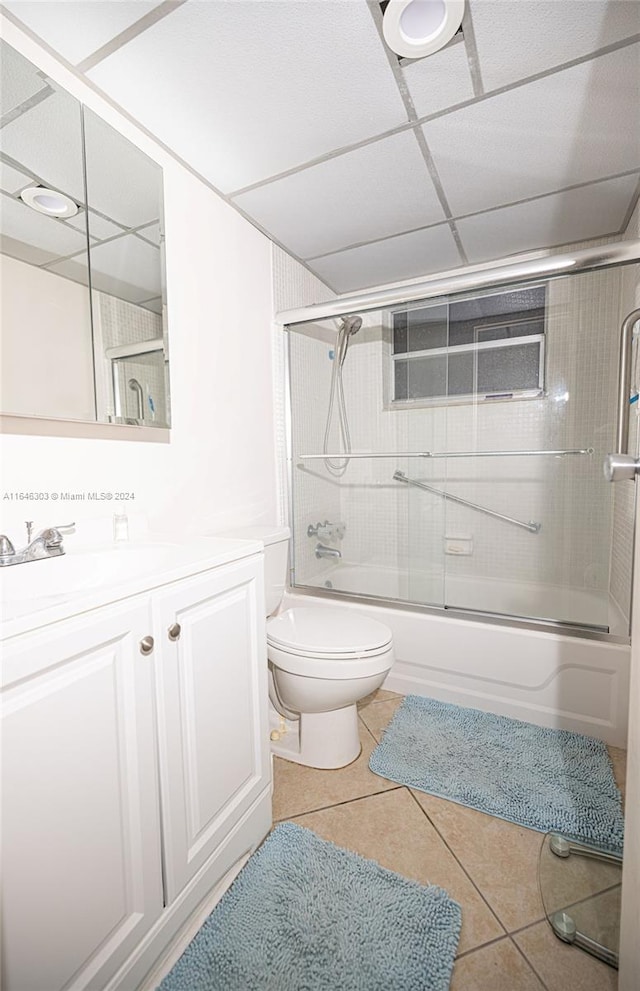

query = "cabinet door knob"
[139,635,154,655]
[168,622,181,641]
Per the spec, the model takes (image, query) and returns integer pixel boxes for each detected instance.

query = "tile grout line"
[404,786,511,939]
[548,880,623,918]
[274,784,406,824]
[357,712,379,743]
[509,933,551,991]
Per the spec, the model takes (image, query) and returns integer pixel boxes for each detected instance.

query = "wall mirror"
[0,40,170,432]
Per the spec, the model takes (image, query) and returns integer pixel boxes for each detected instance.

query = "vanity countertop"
[0,535,263,640]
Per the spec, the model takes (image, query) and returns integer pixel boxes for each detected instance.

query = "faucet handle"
[0,535,16,558]
[39,523,75,549]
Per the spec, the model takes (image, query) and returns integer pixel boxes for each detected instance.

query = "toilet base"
[269,702,361,769]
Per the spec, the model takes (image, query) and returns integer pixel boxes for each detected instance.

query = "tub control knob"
[139,635,154,655]
[168,622,181,641]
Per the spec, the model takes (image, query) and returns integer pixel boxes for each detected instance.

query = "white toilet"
[229,525,394,769]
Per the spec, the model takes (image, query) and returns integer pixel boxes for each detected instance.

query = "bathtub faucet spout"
[315,543,342,560]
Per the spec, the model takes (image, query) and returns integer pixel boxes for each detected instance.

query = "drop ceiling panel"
[0,90,85,202]
[309,224,462,294]
[43,255,90,288]
[66,209,125,242]
[423,43,640,217]
[457,173,639,263]
[471,0,640,92]
[0,41,49,116]
[0,160,31,194]
[137,221,161,246]
[83,110,161,228]
[402,39,475,118]
[87,0,409,192]
[87,234,162,298]
[234,131,445,260]
[2,1,166,66]
[0,193,88,260]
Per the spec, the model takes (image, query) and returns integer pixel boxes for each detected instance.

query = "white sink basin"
[0,534,262,633]
[0,543,181,603]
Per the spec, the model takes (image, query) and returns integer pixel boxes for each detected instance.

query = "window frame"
[386,289,547,410]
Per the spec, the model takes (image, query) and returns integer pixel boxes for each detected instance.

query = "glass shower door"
[287,310,447,609]
[437,271,617,631]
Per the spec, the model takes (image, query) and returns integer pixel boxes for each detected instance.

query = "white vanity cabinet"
[152,557,269,902]
[1,597,164,991]
[1,545,271,991]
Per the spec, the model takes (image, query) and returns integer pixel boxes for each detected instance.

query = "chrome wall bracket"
[603,453,640,482]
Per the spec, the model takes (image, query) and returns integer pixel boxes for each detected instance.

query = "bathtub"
[285,563,630,747]
[305,562,628,635]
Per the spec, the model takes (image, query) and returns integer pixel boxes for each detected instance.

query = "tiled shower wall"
[94,292,166,425]
[610,201,640,625]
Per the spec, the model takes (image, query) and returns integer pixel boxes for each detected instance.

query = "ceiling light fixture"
[20,185,78,219]
[382,0,465,59]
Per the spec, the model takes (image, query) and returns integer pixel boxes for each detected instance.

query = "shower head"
[340,314,362,336]
[335,313,363,367]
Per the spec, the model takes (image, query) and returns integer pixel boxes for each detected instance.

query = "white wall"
[0,21,277,540]
[0,253,95,421]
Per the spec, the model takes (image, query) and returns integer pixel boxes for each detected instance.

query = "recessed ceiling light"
[383,0,465,59]
[20,185,79,219]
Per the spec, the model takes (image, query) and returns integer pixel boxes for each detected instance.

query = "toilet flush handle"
[168,622,181,641]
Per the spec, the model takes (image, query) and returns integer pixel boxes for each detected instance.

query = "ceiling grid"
[1,0,638,294]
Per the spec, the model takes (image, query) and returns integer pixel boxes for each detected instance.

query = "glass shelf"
[538,832,622,968]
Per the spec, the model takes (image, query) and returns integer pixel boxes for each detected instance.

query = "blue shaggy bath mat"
[158,822,461,991]
[369,696,624,852]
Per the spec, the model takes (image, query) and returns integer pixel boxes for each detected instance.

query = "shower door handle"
[603,453,640,482]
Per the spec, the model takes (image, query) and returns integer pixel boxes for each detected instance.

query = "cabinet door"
[1,599,163,991]
[153,556,269,901]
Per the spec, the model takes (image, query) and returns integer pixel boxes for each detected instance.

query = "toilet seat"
[267,607,393,680]
[267,607,392,655]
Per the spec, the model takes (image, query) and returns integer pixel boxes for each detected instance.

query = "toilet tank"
[221,525,290,615]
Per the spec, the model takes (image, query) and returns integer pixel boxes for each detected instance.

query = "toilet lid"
[267,607,392,655]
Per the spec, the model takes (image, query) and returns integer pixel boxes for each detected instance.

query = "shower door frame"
[278,239,640,646]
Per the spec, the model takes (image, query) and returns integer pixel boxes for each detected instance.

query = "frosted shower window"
[391,285,546,405]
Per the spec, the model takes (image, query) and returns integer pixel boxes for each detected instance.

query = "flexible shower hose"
[322,331,352,476]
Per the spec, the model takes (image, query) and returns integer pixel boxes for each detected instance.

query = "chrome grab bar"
[299,448,592,460]
[616,307,640,454]
[393,470,542,534]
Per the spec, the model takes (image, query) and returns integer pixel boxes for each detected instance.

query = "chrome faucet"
[23,528,66,561]
[0,523,75,567]
[315,542,342,560]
